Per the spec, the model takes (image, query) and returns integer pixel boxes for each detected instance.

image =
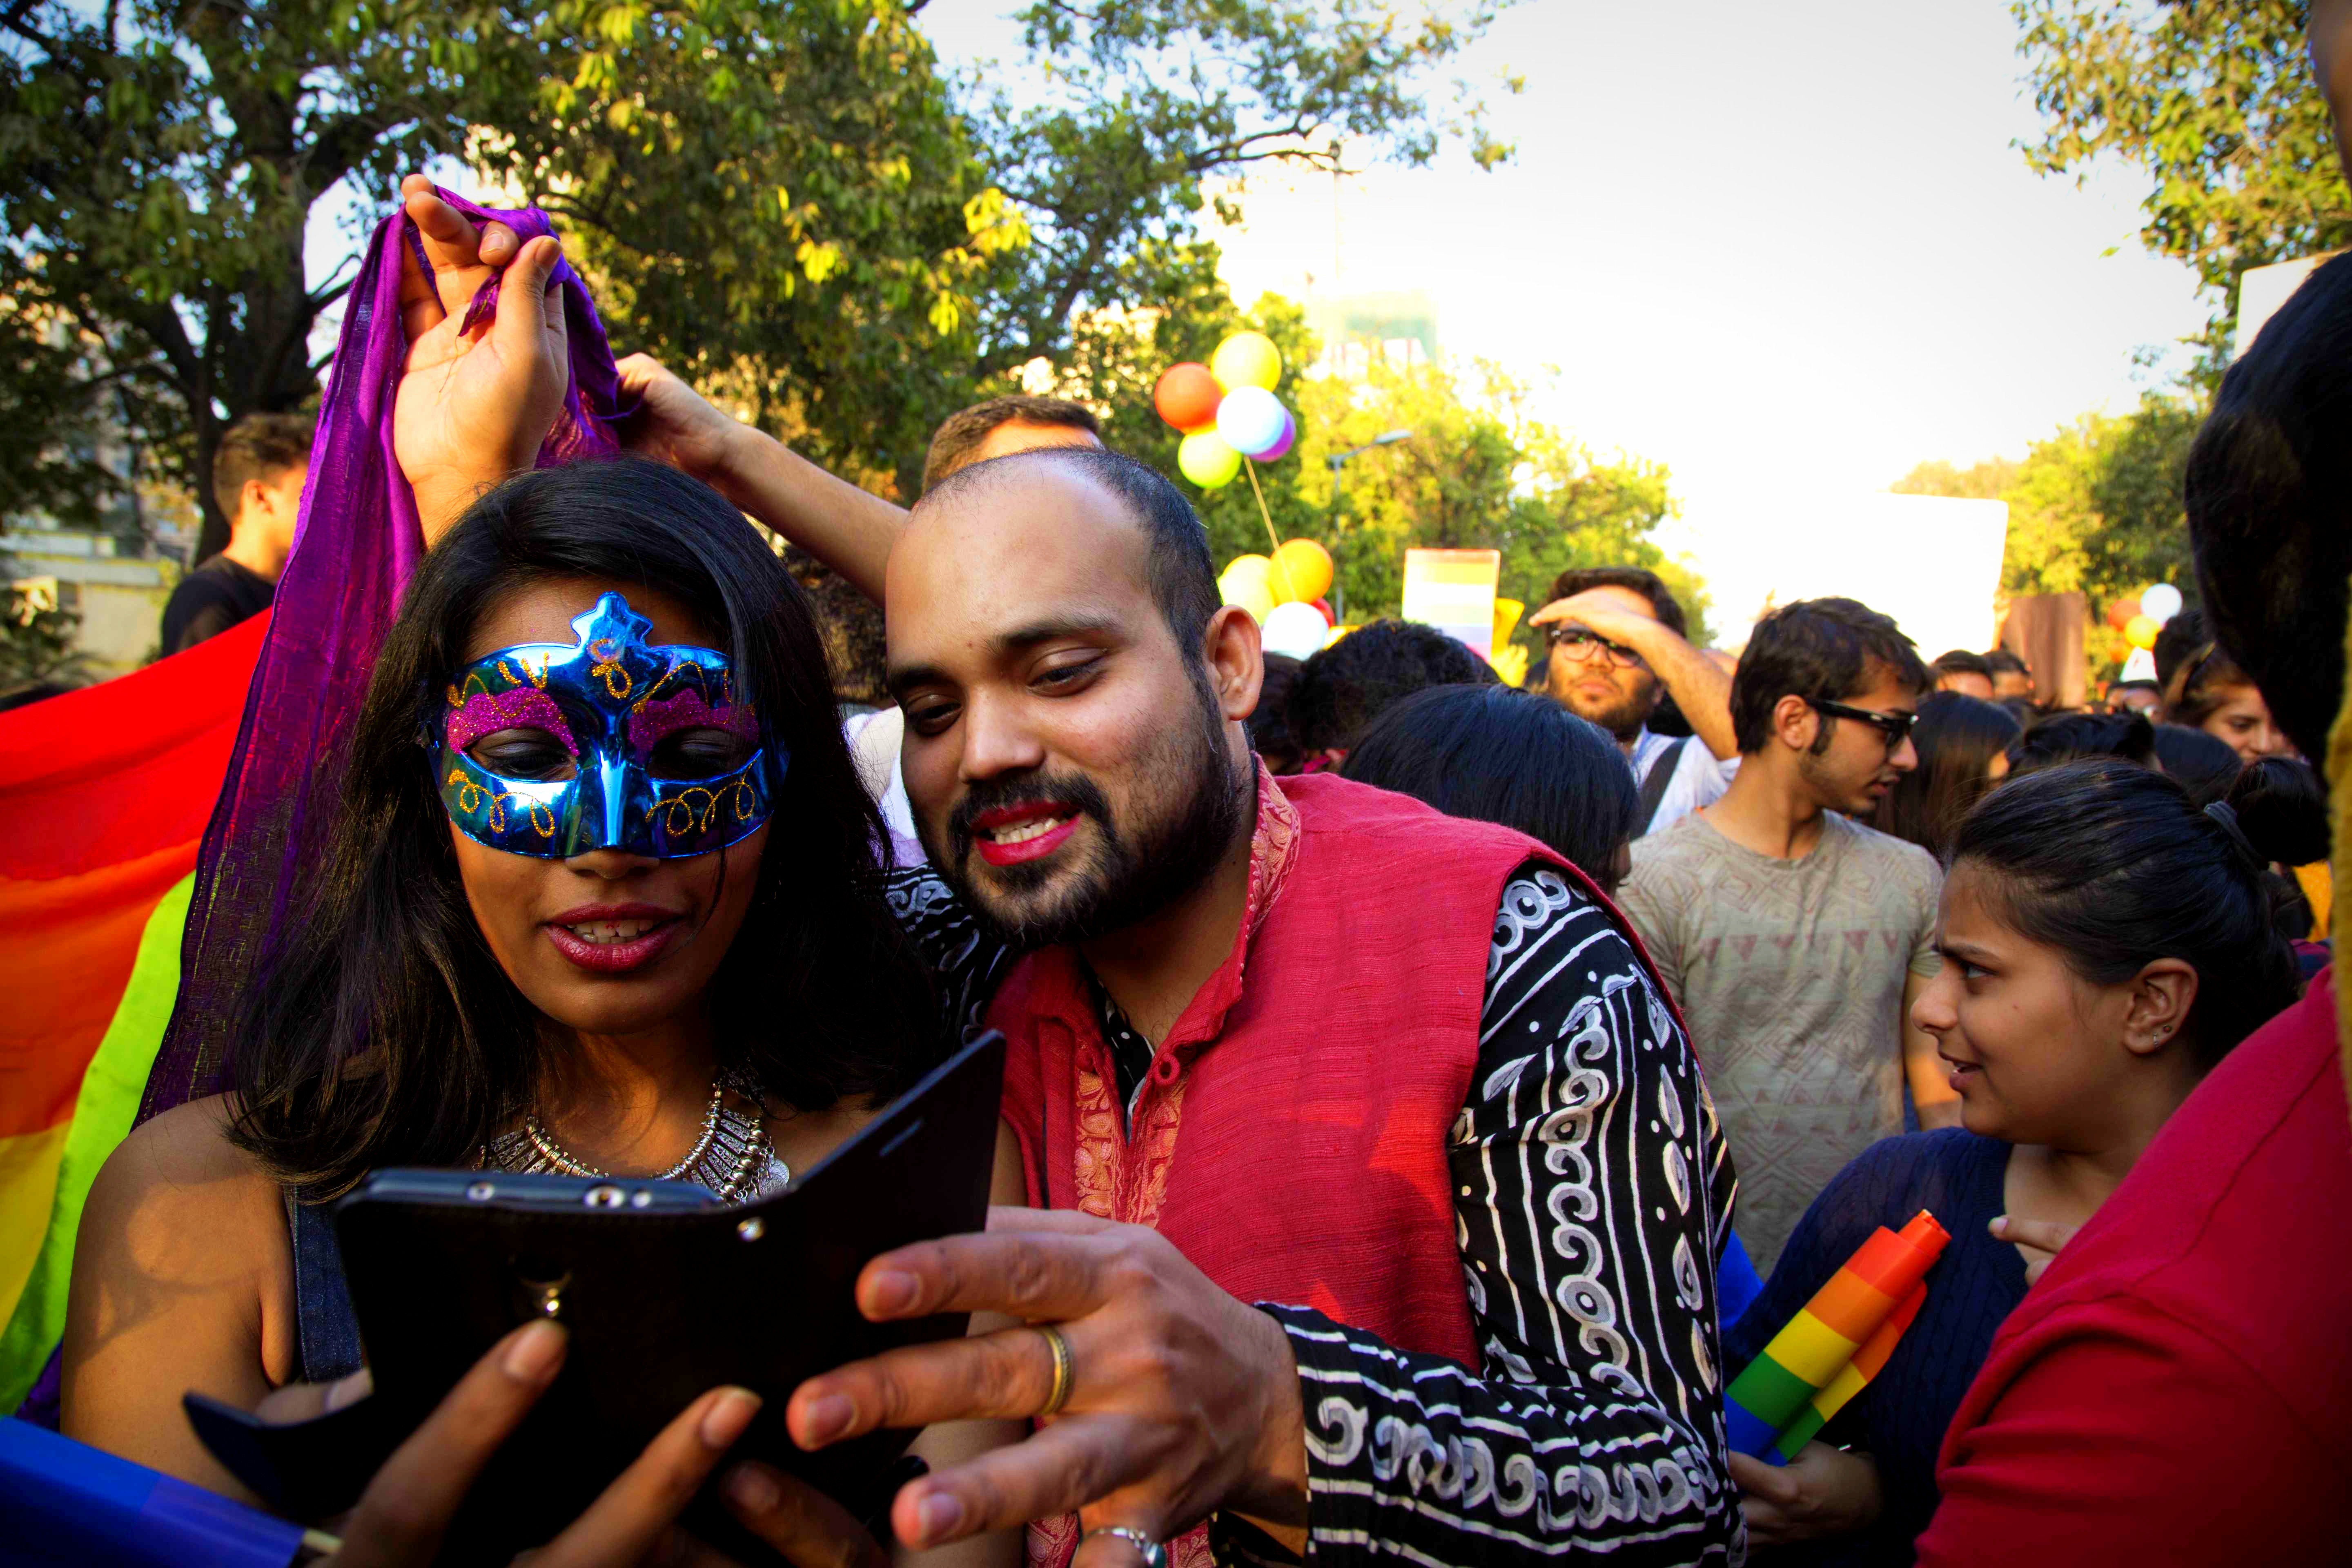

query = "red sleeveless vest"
[991,768,1677,1565]
[994,767,1628,1360]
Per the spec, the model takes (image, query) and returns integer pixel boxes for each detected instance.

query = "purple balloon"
[1257,408,1297,462]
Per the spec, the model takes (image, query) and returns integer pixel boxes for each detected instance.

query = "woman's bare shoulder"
[81,1094,281,1251]
[66,1096,298,1483]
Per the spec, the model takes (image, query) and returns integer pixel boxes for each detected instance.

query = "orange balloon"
[2106,595,2138,630]
[1154,363,1223,433]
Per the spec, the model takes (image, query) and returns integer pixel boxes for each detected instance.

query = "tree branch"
[0,0,54,48]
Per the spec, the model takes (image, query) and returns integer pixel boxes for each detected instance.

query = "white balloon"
[1260,600,1330,659]
[1214,385,1289,458]
[2141,582,2184,624]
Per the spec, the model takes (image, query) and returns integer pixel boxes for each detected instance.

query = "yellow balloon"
[1224,553,1272,592]
[1210,331,1283,392]
[1269,538,1333,605]
[2124,613,2161,650]
[1178,430,1242,489]
[1220,564,1274,624]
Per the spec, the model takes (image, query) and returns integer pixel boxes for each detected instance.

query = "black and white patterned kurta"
[884,860,1742,1564]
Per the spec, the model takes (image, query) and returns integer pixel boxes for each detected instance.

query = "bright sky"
[320,3,2214,641]
[922,0,2214,639]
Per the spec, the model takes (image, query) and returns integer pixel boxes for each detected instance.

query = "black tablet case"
[193,1030,1004,1563]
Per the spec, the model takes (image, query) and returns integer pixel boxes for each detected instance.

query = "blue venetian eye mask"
[432,592,784,859]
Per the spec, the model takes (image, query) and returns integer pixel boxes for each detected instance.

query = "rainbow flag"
[1723,1209,1949,1463]
[0,612,266,1410]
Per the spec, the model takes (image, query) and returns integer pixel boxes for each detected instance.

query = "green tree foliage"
[0,581,97,692]
[2,0,1512,543]
[1290,360,1708,659]
[1044,269,1706,663]
[506,0,1019,501]
[0,0,523,552]
[2014,0,2351,362]
[971,0,1516,379]
[1895,392,2202,675]
[0,306,148,530]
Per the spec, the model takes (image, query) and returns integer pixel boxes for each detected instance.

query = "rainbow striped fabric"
[1723,1208,1949,1463]
[0,613,265,1410]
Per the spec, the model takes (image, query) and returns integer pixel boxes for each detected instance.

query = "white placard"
[1730,493,2009,661]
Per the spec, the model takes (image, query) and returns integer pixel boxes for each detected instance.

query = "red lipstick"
[542,902,684,974]
[969,802,1082,867]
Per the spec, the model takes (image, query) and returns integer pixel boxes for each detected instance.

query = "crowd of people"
[23,34,2352,1568]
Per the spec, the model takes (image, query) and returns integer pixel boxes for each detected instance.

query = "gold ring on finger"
[1036,1323,1074,1418]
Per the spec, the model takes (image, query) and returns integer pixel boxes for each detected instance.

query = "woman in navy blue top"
[1721,760,2309,1564]
[1722,1130,2021,1564]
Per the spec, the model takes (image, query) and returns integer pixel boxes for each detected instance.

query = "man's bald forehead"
[901,442,1223,662]
[913,443,1151,536]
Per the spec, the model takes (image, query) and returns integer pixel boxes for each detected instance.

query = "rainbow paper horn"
[1724,1209,1948,1462]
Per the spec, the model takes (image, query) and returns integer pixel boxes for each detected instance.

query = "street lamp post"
[1325,429,1412,625]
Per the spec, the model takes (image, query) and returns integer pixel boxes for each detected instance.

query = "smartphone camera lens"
[466,1181,495,1202]
[584,1185,627,1209]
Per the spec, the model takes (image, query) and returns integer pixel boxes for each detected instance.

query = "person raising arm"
[1526,571,1736,837]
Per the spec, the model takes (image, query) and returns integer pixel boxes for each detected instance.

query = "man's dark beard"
[919,677,1248,951]
[1554,664,1659,741]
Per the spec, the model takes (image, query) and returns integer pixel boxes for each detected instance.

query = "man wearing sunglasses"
[1614,597,1953,1270]
[1525,567,1740,835]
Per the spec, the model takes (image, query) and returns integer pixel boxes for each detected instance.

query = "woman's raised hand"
[391,175,571,543]
[262,1321,888,1567]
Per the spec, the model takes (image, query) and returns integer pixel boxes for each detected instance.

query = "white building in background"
[0,313,193,677]
[1200,155,1442,379]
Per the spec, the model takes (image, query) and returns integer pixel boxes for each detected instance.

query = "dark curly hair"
[1728,597,1929,755]
[1287,617,1497,755]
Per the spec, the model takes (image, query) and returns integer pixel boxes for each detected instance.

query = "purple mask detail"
[448,686,578,757]
[626,688,759,756]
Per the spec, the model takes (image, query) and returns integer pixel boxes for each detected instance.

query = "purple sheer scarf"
[138,191,623,1125]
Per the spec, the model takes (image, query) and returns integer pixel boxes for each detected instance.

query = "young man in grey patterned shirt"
[1616,597,1949,1270]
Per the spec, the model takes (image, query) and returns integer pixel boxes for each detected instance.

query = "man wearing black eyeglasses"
[1613,597,1954,1271]
[1524,567,1739,835]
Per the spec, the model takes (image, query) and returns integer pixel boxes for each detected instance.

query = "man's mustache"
[946,770,1114,858]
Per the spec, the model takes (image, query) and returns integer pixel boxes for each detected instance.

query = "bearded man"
[376,190,1742,1564]
[1525,568,1737,836]
[861,446,1739,1565]
[616,390,1743,1561]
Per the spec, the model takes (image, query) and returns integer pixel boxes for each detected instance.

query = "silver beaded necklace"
[480,1066,789,1203]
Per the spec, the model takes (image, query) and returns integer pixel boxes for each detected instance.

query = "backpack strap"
[1638,735,1691,831]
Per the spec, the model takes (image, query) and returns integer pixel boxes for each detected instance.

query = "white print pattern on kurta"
[886,862,1744,1564]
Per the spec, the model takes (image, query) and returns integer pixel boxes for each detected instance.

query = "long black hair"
[1949,758,2301,1069]
[2004,710,2156,777]
[2148,722,2242,807]
[2229,756,2332,939]
[229,458,938,1192]
[1340,684,1641,892]
[1872,691,2020,860]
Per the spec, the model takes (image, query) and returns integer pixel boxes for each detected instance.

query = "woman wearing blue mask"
[62,458,1023,1566]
